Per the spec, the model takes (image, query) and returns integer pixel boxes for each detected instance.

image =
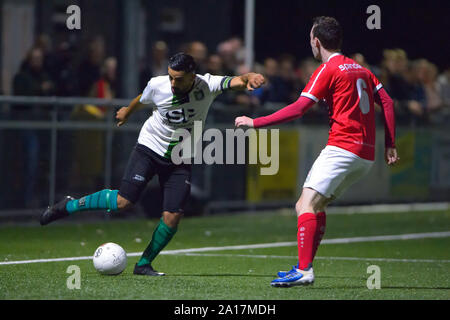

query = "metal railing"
[0,95,241,216]
[2,95,449,218]
[0,95,133,208]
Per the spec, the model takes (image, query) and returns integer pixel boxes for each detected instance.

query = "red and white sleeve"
[300,63,331,102]
[374,87,396,148]
[369,71,383,94]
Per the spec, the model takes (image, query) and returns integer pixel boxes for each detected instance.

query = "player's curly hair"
[312,16,343,51]
[168,52,197,73]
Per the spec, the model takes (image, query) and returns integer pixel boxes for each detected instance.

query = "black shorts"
[118,143,191,213]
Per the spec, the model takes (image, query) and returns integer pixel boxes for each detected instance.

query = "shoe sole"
[133,271,165,276]
[271,279,314,287]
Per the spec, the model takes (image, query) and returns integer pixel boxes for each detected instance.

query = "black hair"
[312,16,343,51]
[168,52,196,73]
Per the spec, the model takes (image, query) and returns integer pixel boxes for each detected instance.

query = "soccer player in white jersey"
[40,53,265,276]
[236,16,399,287]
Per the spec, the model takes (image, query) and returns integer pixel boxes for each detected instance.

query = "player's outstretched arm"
[116,94,144,127]
[229,73,265,91]
[374,88,400,165]
[235,96,316,128]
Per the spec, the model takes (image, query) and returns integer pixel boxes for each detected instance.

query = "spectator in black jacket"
[12,47,54,208]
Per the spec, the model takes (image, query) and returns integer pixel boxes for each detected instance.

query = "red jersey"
[301,53,382,161]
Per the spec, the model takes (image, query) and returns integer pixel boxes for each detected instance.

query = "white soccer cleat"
[271,267,315,287]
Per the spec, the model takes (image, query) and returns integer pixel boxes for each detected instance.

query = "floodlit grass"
[0,209,449,300]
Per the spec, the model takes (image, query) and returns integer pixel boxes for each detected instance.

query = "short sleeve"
[300,64,331,102]
[203,73,234,95]
[139,78,155,105]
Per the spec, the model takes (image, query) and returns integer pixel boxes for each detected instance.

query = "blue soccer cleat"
[277,263,299,277]
[271,267,315,287]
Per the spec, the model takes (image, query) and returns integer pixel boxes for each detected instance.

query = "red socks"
[313,212,326,260]
[297,212,326,270]
[297,213,317,270]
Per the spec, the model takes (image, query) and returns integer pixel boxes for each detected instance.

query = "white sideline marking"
[1,231,449,266]
[176,253,450,264]
[0,255,94,265]
[320,231,450,244]
[326,202,450,215]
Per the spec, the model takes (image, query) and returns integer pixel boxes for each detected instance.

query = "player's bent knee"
[295,188,331,215]
[162,211,183,228]
[295,200,314,216]
[295,198,328,215]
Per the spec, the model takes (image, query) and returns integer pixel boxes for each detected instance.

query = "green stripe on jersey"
[164,139,180,159]
[171,93,190,107]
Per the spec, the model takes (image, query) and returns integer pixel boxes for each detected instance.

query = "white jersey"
[137,73,234,159]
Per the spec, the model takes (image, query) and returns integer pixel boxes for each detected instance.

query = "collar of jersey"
[327,52,342,62]
[187,77,198,94]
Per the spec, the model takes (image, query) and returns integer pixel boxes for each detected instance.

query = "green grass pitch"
[0,209,449,300]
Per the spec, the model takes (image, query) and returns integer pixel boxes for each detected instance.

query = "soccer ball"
[93,242,127,275]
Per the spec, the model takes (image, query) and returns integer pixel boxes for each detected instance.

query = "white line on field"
[316,256,450,263]
[0,231,449,266]
[175,253,450,264]
[326,202,450,215]
[0,255,95,265]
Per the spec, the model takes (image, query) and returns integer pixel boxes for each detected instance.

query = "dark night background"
[1,0,449,214]
[231,0,449,69]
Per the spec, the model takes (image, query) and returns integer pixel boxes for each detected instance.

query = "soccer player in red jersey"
[235,16,399,287]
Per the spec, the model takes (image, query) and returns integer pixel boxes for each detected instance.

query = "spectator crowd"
[2,34,449,210]
[8,34,450,126]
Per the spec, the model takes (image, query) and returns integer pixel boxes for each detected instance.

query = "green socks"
[137,218,178,267]
[66,189,119,214]
[65,190,176,267]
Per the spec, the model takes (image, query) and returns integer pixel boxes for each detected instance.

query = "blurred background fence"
[1,95,449,219]
[1,0,449,219]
